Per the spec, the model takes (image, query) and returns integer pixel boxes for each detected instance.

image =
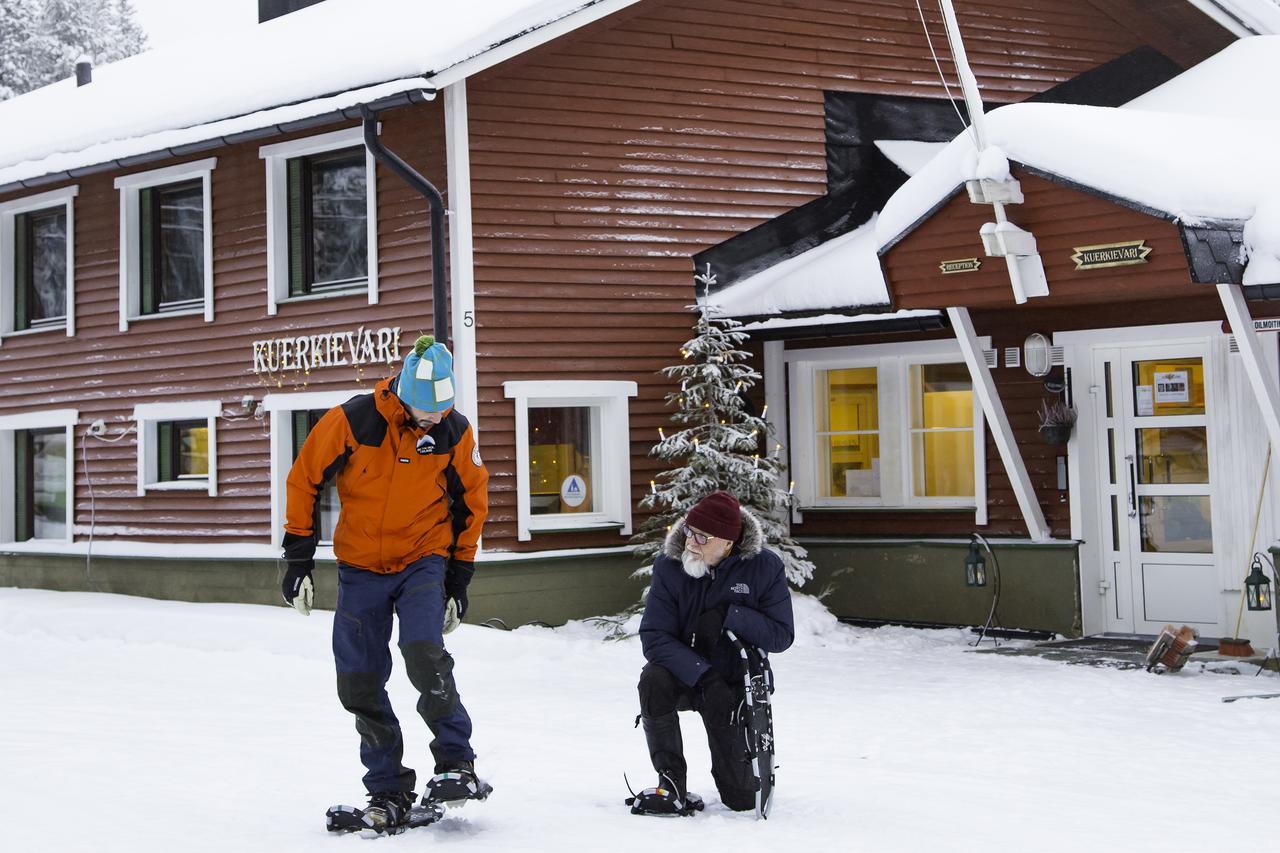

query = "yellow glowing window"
[528,406,594,515]
[909,364,975,498]
[816,367,880,498]
[157,419,209,481]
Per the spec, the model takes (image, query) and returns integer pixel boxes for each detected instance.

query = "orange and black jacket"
[283,376,488,573]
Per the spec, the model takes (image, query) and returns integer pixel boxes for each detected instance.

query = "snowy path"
[1,588,1275,852]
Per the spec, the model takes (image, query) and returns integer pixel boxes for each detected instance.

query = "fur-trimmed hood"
[661,504,765,561]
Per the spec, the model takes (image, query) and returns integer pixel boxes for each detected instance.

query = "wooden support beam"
[947,307,1051,541]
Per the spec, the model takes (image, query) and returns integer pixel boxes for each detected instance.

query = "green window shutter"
[156,421,174,482]
[139,187,157,314]
[14,213,29,331]
[286,158,306,296]
[14,431,32,541]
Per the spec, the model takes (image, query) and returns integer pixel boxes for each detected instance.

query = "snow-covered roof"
[707,143,946,321]
[738,309,942,334]
[0,0,636,191]
[706,217,890,318]
[875,36,1280,285]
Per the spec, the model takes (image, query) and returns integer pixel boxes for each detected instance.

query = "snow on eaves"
[876,37,1280,261]
[738,309,941,334]
[0,0,635,190]
[705,216,891,319]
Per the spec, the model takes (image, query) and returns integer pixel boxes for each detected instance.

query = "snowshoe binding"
[423,760,493,807]
[626,772,705,817]
[325,790,442,836]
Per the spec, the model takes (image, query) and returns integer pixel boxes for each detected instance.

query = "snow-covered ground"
[1,587,1276,852]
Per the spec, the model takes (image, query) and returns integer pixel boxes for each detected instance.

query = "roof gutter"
[360,104,448,346]
[0,87,436,197]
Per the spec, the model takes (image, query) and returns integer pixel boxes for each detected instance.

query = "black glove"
[445,560,475,619]
[693,605,727,658]
[695,671,738,727]
[282,560,314,615]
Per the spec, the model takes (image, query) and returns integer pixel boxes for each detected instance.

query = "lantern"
[1246,555,1273,612]
[964,539,987,588]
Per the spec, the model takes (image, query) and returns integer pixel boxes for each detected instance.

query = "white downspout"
[444,81,479,429]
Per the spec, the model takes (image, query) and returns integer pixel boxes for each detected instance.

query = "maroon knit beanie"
[685,491,742,543]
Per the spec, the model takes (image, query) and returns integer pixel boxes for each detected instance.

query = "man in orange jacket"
[281,334,489,830]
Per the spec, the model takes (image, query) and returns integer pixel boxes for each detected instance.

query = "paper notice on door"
[1154,370,1190,404]
[1136,385,1154,416]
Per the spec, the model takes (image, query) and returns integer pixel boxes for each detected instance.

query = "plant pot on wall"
[1039,424,1072,445]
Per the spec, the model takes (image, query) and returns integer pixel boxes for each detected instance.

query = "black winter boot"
[363,790,416,831]
[424,759,493,805]
[641,712,687,798]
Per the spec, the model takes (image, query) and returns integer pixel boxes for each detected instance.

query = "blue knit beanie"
[396,335,455,413]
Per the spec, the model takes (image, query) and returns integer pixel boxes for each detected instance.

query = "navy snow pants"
[333,554,474,794]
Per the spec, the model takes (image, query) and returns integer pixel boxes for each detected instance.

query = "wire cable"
[913,0,977,147]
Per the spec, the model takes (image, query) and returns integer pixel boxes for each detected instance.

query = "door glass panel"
[1107,428,1116,484]
[1103,361,1113,419]
[1132,358,1205,416]
[1136,427,1208,484]
[1110,495,1119,552]
[1139,495,1212,553]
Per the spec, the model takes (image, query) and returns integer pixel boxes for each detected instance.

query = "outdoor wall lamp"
[1246,554,1272,612]
[1023,332,1052,378]
[964,533,1002,646]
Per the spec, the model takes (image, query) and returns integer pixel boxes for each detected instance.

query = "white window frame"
[114,158,216,331]
[133,400,220,496]
[263,389,363,556]
[503,380,638,542]
[0,186,78,345]
[788,339,987,514]
[0,408,78,544]
[259,126,379,316]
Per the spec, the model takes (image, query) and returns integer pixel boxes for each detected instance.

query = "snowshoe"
[626,771,704,817]
[325,791,442,836]
[423,761,493,807]
[727,629,777,820]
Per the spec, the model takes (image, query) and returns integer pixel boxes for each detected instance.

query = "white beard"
[681,548,711,579]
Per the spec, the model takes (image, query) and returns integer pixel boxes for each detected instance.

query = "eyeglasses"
[683,525,711,546]
[415,433,436,455]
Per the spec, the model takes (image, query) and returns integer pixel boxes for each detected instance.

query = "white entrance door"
[1093,344,1224,636]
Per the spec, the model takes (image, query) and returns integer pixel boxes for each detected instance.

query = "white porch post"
[947,307,1051,541]
[1217,283,1280,450]
[445,81,478,427]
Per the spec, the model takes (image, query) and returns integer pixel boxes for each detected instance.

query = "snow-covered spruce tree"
[632,264,814,587]
[0,0,148,101]
[0,0,45,100]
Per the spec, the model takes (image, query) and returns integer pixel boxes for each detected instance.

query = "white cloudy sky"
[130,0,261,49]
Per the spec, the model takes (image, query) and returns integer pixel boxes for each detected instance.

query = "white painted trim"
[0,409,78,545]
[948,307,1050,541]
[1184,0,1263,35]
[0,185,78,344]
[114,158,217,331]
[264,389,362,548]
[502,380,638,542]
[1053,321,1223,348]
[763,340,795,526]
[259,125,378,314]
[112,157,217,190]
[133,400,220,497]
[1218,284,1280,451]
[0,408,78,430]
[427,0,642,89]
[445,81,479,427]
[786,340,986,513]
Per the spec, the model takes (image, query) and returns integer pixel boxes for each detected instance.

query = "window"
[263,389,361,551]
[260,127,378,314]
[789,341,985,511]
[0,409,77,545]
[133,401,220,496]
[503,380,638,541]
[0,186,77,342]
[291,409,341,542]
[115,159,215,331]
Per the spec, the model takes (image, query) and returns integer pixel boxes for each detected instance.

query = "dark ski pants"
[334,555,474,794]
[638,662,757,811]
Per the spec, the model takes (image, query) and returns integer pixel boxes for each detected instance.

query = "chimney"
[259,0,327,23]
[75,56,92,87]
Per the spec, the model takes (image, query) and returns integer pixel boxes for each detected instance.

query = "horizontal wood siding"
[0,0,1232,551]
[882,169,1202,310]
[0,105,447,543]
[467,0,1213,550]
